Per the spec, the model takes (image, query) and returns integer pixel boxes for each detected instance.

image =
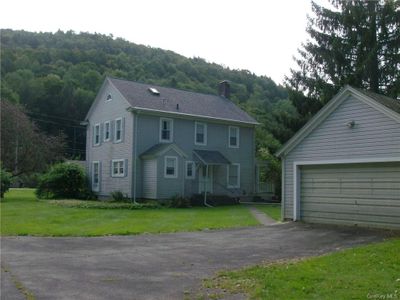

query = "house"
[276,86,400,229]
[83,77,260,202]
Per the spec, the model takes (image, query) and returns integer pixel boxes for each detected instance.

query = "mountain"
[1,29,293,159]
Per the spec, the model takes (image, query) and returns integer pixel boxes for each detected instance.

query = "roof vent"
[148,87,160,96]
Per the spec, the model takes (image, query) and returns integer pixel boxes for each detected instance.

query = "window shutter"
[124,159,128,177]
[98,161,102,192]
[92,125,95,147]
[99,123,104,145]
[110,120,114,142]
[121,117,125,143]
[110,160,113,177]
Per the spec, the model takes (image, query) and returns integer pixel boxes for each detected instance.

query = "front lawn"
[204,238,400,299]
[0,189,259,236]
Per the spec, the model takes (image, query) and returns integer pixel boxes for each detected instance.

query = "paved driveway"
[1,223,391,300]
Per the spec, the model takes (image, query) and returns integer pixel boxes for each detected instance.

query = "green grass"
[204,239,400,299]
[0,189,259,236]
[255,204,281,221]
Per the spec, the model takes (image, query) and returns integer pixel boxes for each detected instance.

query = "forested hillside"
[1,29,293,159]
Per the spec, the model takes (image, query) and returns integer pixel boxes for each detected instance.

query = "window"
[195,122,207,145]
[94,123,100,146]
[111,159,125,177]
[164,156,178,178]
[104,121,111,142]
[228,126,239,148]
[92,161,100,191]
[227,163,240,188]
[114,118,123,143]
[185,161,195,179]
[160,118,173,142]
[106,94,112,101]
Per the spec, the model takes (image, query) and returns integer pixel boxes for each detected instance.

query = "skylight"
[148,87,160,95]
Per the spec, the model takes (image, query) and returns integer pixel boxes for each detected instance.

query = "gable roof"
[193,150,231,165]
[107,77,258,125]
[276,85,400,158]
[140,143,187,159]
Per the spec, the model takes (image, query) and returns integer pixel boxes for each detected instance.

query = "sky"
[1,0,320,85]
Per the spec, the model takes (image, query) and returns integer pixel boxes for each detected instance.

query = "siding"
[134,114,255,199]
[87,82,133,198]
[283,95,400,219]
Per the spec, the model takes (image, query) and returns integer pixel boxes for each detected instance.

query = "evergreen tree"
[286,0,400,128]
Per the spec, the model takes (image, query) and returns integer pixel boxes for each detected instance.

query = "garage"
[300,162,400,228]
[277,86,400,229]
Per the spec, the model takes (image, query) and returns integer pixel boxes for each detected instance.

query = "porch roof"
[193,150,231,165]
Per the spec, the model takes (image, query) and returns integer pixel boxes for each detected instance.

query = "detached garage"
[277,86,400,229]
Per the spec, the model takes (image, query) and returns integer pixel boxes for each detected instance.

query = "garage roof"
[276,85,400,157]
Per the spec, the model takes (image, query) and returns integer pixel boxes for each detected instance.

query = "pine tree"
[286,0,399,126]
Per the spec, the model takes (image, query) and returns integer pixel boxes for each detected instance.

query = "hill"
[1,29,295,159]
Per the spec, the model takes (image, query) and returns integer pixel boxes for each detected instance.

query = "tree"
[286,0,400,128]
[0,99,65,176]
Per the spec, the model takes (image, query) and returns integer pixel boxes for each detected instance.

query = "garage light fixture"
[346,120,356,128]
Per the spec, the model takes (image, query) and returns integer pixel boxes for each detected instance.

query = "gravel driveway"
[1,223,390,300]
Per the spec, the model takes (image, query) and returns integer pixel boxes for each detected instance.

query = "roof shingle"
[108,77,258,124]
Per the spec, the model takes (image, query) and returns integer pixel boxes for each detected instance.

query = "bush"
[190,194,239,206]
[1,167,12,198]
[110,190,130,202]
[36,162,94,199]
[168,195,191,208]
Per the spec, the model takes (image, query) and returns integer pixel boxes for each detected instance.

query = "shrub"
[36,162,94,199]
[110,190,130,202]
[1,167,12,198]
[168,195,191,208]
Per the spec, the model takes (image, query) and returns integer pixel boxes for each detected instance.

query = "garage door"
[300,162,400,229]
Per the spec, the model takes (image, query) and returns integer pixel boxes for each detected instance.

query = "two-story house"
[83,77,259,201]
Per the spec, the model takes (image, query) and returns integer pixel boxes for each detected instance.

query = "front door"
[199,165,213,193]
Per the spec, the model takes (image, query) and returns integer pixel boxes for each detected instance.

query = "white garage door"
[300,162,400,229]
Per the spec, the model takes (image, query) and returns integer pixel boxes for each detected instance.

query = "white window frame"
[164,156,178,178]
[228,126,239,148]
[114,117,123,143]
[227,163,240,188]
[159,118,173,143]
[94,123,101,146]
[104,121,111,142]
[194,122,207,146]
[185,161,195,179]
[106,94,112,102]
[92,161,100,192]
[111,159,125,177]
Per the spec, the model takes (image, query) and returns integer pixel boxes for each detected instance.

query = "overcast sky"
[1,0,321,85]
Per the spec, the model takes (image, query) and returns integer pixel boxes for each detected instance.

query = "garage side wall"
[283,95,400,219]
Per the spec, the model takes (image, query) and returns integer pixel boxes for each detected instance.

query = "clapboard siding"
[87,82,133,198]
[283,94,400,220]
[142,159,157,199]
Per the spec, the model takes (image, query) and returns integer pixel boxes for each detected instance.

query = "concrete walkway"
[1,223,390,300]
[247,205,277,225]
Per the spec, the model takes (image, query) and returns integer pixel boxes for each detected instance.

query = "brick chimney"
[218,80,230,98]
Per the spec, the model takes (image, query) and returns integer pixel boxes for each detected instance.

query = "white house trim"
[128,107,259,126]
[159,118,173,143]
[104,120,111,142]
[114,117,123,143]
[228,126,240,148]
[111,159,125,177]
[227,163,240,188]
[185,161,196,179]
[164,156,178,178]
[92,161,100,192]
[93,123,101,146]
[292,156,400,221]
[194,122,207,146]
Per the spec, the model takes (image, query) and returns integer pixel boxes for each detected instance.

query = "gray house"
[83,77,260,201]
[277,86,400,229]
